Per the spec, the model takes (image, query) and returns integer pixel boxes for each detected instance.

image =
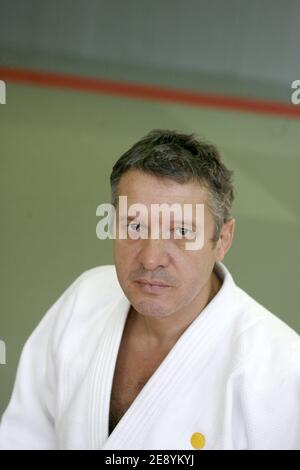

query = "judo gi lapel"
[88,292,130,449]
[91,263,239,450]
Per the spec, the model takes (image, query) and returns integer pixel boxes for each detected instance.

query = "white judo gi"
[0,263,299,450]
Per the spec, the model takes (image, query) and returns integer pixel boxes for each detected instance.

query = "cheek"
[114,240,129,258]
[115,239,144,262]
[180,250,215,283]
[113,242,126,274]
[114,242,137,277]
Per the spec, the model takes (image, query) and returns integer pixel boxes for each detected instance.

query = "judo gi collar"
[88,262,239,449]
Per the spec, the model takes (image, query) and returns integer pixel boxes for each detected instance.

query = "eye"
[127,222,141,232]
[173,227,195,239]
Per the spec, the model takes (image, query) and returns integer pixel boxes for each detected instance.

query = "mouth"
[134,279,172,294]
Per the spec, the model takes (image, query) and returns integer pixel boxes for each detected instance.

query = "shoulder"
[232,286,300,383]
[54,263,124,324]
[30,265,125,356]
[71,265,122,300]
[52,264,123,319]
[217,263,299,366]
[73,264,118,285]
[226,288,300,448]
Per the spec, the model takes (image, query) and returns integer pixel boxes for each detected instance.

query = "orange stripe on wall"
[1,66,300,119]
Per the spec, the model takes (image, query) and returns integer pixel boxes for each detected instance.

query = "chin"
[132,300,172,318]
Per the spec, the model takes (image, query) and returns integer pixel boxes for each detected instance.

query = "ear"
[215,218,235,262]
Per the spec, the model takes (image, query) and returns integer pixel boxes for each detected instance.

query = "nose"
[137,238,170,271]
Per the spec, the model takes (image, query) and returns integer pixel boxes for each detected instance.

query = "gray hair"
[110,129,234,242]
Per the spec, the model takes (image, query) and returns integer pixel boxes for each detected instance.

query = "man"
[0,129,299,449]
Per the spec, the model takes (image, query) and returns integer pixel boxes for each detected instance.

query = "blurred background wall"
[0,0,299,417]
[0,0,300,85]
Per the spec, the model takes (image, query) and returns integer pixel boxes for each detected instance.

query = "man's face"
[113,169,234,318]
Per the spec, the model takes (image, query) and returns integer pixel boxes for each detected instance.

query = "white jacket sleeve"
[0,273,83,449]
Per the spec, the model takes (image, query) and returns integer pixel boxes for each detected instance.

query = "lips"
[135,279,171,288]
[134,279,172,293]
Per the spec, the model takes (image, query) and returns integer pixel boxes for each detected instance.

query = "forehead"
[117,169,209,206]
